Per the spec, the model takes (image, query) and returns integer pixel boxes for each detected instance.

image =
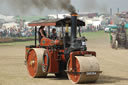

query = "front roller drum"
[67,56,101,84]
[27,48,47,78]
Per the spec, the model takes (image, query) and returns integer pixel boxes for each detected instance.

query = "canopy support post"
[35,26,37,47]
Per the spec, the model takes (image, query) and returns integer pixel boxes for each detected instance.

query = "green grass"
[11,36,35,40]
[0,40,34,46]
[81,31,107,39]
[126,29,128,33]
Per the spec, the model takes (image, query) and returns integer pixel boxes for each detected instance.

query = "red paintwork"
[39,37,65,73]
[67,57,80,83]
[28,23,56,27]
[58,50,66,62]
[43,50,59,73]
[40,37,63,46]
[27,49,38,77]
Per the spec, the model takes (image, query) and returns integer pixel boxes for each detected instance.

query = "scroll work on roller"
[25,13,102,84]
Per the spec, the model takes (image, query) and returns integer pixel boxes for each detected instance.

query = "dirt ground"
[0,33,128,85]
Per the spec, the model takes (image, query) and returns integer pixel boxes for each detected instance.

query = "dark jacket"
[38,28,46,42]
[51,33,57,40]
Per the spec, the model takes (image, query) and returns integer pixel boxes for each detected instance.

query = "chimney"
[71,13,78,41]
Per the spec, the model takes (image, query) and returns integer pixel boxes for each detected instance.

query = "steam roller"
[25,13,102,84]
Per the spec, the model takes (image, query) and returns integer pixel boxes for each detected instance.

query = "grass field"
[0,40,34,46]
[82,31,108,38]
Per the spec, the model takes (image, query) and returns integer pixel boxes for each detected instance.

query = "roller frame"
[66,71,102,75]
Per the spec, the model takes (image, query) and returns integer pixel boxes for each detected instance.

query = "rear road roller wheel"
[67,56,100,84]
[27,48,47,78]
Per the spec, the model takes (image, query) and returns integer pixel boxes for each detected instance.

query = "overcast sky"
[0,0,128,16]
[72,0,128,13]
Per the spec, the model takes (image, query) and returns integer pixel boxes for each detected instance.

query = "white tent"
[2,22,19,29]
[0,29,4,32]
[48,14,70,19]
[0,14,15,22]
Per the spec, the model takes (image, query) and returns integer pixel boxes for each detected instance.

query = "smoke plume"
[0,0,76,15]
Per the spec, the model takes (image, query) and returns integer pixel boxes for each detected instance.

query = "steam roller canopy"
[27,48,47,78]
[67,56,100,84]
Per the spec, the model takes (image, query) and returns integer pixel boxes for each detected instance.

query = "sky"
[72,0,128,13]
[0,0,128,16]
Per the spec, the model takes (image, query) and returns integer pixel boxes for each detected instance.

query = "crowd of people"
[0,27,35,38]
